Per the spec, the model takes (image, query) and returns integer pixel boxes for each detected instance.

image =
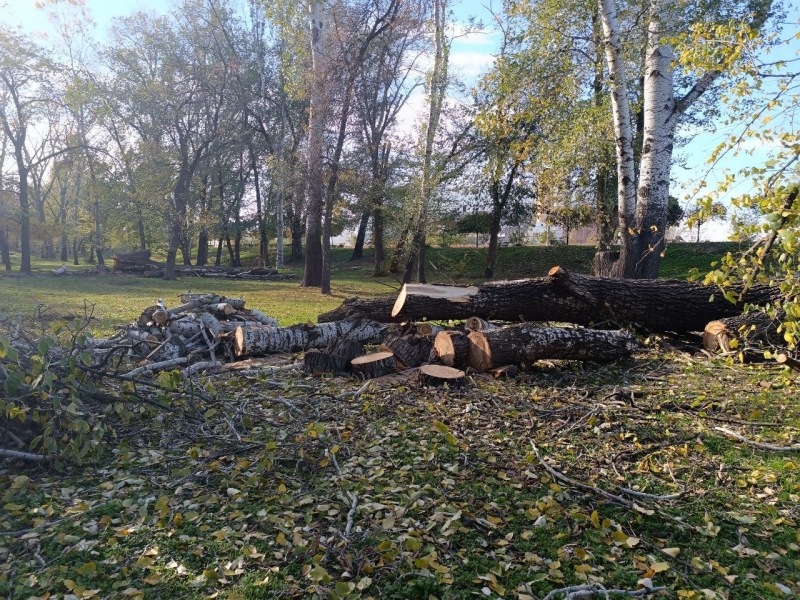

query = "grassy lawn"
[0,242,737,334]
[2,240,799,599]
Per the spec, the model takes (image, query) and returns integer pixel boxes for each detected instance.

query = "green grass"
[0,242,738,334]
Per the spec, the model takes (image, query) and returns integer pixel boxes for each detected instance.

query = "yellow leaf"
[276,532,289,546]
[651,562,669,573]
[662,547,681,557]
[433,420,450,434]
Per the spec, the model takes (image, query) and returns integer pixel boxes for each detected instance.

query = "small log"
[138,305,159,326]
[303,349,342,375]
[351,352,396,379]
[183,361,223,376]
[418,364,466,388]
[326,337,365,372]
[178,293,246,310]
[432,331,469,368]
[466,324,638,372]
[149,336,186,363]
[465,317,499,332]
[125,357,188,378]
[381,335,433,369]
[169,317,201,337]
[207,303,235,318]
[250,309,279,326]
[703,311,784,353]
[199,312,223,338]
[416,323,445,337]
[152,309,169,325]
[233,319,387,357]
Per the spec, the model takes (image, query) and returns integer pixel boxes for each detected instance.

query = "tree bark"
[466,325,637,371]
[0,227,11,270]
[320,267,781,333]
[351,210,371,261]
[303,0,327,288]
[233,319,387,357]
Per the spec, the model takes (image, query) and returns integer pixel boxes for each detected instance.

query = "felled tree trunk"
[466,325,638,372]
[320,267,780,333]
[419,364,465,387]
[234,319,386,357]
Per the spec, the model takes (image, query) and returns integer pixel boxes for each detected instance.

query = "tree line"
[0,0,790,289]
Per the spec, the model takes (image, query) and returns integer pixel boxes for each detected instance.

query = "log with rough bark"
[418,364,466,387]
[320,267,781,333]
[416,323,446,337]
[304,337,366,375]
[233,319,387,357]
[432,331,469,368]
[466,324,638,372]
[381,335,433,369]
[465,317,499,332]
[351,352,396,379]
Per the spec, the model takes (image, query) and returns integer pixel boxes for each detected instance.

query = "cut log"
[150,336,186,363]
[416,323,445,337]
[320,267,781,333]
[466,325,638,372]
[152,309,169,325]
[303,349,341,375]
[326,337,365,371]
[250,309,278,326]
[418,364,466,388]
[351,352,396,379]
[381,335,433,369]
[199,312,223,338]
[432,331,469,368]
[703,311,784,353]
[465,317,499,332]
[207,303,235,318]
[233,319,387,357]
[169,317,201,337]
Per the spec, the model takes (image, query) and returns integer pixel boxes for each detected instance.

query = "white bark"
[598,0,636,230]
[234,320,387,357]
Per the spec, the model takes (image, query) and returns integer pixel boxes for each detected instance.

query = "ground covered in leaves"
[1,349,799,600]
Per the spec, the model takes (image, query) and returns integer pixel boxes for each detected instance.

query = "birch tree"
[596,0,772,278]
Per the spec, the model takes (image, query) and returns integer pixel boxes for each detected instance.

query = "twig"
[542,583,666,599]
[531,443,635,509]
[330,449,359,537]
[6,566,16,600]
[617,487,684,501]
[345,492,359,536]
[183,361,222,376]
[714,426,800,451]
[0,447,50,462]
[124,357,188,378]
[335,381,371,400]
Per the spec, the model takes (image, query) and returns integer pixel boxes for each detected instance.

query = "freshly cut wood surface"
[432,331,469,368]
[351,351,396,379]
[392,284,480,317]
[465,316,498,332]
[418,364,466,387]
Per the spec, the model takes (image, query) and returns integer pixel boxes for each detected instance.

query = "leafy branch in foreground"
[681,16,800,358]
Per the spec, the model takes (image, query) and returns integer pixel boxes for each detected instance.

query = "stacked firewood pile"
[90,293,388,379]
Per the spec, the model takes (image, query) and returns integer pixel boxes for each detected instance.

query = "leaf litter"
[1,349,799,599]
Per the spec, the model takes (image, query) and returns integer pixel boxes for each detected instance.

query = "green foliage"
[0,321,109,465]
[456,212,492,235]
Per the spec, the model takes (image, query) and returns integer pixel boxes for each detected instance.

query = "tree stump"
[418,364,466,387]
[703,311,784,353]
[351,352,396,379]
[432,331,469,368]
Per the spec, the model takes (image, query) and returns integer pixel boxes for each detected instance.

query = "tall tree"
[596,0,771,278]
